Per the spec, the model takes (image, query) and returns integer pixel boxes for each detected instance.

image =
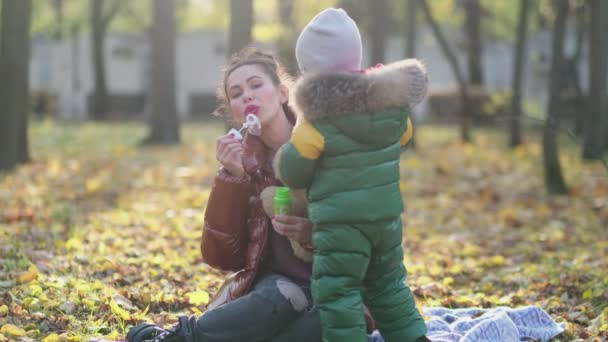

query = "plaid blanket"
[368,306,565,342]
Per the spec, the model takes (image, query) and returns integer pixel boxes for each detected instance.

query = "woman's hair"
[214,47,296,125]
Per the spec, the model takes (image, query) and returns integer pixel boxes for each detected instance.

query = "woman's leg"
[193,273,311,342]
[266,285,321,342]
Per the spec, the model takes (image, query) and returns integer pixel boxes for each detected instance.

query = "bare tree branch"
[102,0,124,30]
[420,0,473,142]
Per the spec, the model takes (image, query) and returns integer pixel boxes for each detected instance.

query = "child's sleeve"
[275,118,325,189]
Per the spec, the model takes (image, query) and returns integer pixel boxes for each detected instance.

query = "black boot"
[126,323,169,342]
[126,316,199,342]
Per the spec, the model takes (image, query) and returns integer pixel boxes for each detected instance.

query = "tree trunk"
[368,0,388,64]
[420,0,472,142]
[571,4,587,136]
[405,0,418,58]
[0,0,32,172]
[228,0,253,57]
[543,0,569,195]
[90,0,109,120]
[464,0,483,86]
[582,0,608,160]
[605,107,608,154]
[277,0,297,76]
[510,0,530,148]
[226,0,253,131]
[141,0,180,145]
[53,0,64,40]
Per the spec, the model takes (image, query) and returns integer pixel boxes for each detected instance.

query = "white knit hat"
[295,8,362,74]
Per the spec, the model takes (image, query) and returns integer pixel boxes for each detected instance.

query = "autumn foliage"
[1,122,607,341]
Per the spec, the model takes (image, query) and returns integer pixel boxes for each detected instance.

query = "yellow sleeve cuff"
[400,117,414,146]
[291,118,325,159]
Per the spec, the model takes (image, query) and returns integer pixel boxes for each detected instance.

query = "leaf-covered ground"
[1,121,607,342]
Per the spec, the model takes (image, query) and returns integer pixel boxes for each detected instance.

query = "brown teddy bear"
[260,187,313,262]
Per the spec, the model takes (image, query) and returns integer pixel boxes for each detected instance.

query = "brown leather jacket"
[201,134,376,332]
[201,134,276,310]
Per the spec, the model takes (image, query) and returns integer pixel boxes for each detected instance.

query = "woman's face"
[226,64,288,127]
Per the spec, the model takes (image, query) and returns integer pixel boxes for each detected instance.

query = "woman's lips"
[245,105,259,115]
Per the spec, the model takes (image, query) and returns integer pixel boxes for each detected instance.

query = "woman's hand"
[216,133,245,177]
[271,215,313,245]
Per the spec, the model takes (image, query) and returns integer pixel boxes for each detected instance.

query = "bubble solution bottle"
[274,187,291,215]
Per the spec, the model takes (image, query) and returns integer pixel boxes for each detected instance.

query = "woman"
[125,48,375,342]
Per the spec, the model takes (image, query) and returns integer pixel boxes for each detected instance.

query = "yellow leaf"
[582,289,594,300]
[109,298,131,320]
[86,177,104,193]
[448,264,463,275]
[416,275,433,284]
[131,305,150,321]
[48,159,61,177]
[548,229,565,243]
[29,284,43,297]
[0,333,7,342]
[104,330,121,340]
[65,237,82,251]
[0,324,26,337]
[429,265,442,277]
[92,280,104,290]
[112,145,129,158]
[162,293,177,304]
[83,298,97,311]
[24,297,42,311]
[0,305,7,317]
[489,255,506,267]
[17,264,39,284]
[187,291,210,306]
[42,333,60,342]
[191,306,203,316]
[442,277,454,287]
[462,243,481,257]
[75,283,91,298]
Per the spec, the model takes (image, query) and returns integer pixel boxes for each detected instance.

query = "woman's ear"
[279,84,289,105]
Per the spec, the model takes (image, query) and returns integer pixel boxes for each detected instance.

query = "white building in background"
[29,27,586,120]
[30,29,231,120]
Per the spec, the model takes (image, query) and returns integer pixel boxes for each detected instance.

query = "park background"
[0,0,607,341]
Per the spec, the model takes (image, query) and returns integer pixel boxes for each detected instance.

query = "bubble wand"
[228,113,262,140]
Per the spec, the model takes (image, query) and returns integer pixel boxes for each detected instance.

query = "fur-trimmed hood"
[292,58,427,122]
[291,59,427,145]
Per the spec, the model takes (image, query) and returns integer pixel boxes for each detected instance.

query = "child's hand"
[216,133,245,177]
[272,215,313,245]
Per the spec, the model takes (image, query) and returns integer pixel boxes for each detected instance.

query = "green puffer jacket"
[275,59,429,342]
[275,59,428,224]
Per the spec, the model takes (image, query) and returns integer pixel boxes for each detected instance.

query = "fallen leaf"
[42,333,60,342]
[187,291,209,306]
[0,324,26,337]
[17,264,39,284]
[112,294,136,311]
[109,298,130,320]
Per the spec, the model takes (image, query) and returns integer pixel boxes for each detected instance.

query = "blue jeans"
[194,273,322,342]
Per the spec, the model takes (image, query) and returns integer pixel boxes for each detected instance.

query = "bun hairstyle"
[214,47,296,125]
